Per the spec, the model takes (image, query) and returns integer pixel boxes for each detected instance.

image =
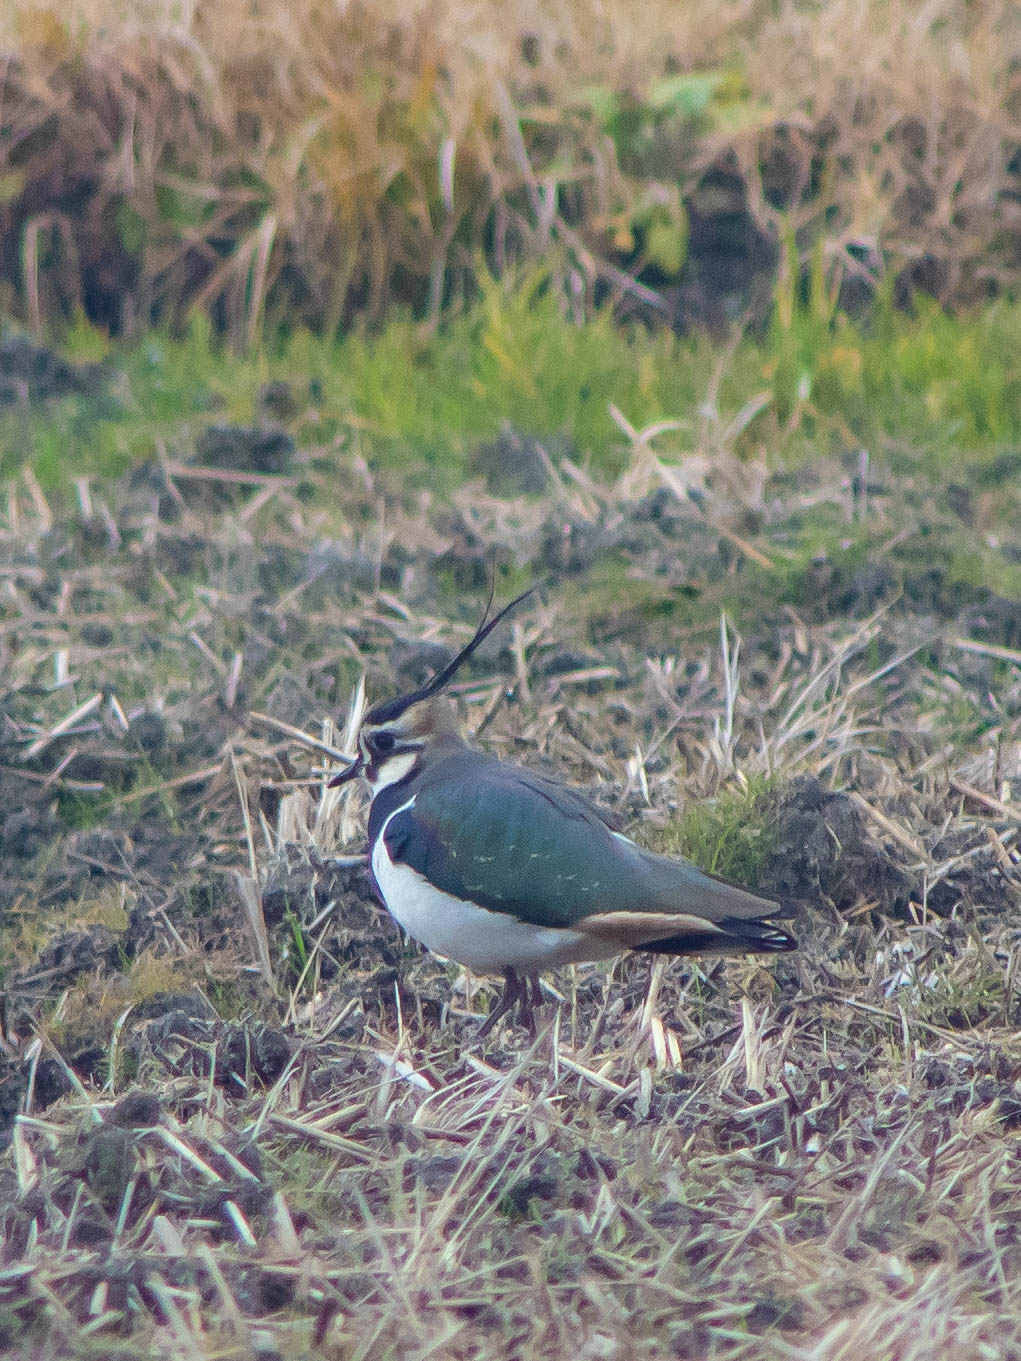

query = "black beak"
[327,755,362,787]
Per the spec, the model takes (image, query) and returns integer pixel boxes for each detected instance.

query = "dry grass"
[1,0,1019,338]
[10,995,1021,1360]
[1,365,1020,1356]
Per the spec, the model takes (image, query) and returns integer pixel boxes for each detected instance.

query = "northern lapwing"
[330,591,797,1037]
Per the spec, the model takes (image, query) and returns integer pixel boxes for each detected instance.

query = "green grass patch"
[750,273,1021,478]
[5,290,1020,487]
[6,286,1021,583]
[4,285,704,492]
[913,938,1007,1030]
[649,776,777,887]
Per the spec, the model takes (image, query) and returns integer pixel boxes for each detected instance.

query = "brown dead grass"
[1,0,1019,338]
[10,994,1021,1360]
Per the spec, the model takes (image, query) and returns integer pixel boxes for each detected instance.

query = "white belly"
[371,804,616,975]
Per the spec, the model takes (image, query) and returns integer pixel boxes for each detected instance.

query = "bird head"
[329,587,533,794]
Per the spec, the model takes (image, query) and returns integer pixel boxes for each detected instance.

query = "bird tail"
[639,912,797,957]
[633,849,798,955]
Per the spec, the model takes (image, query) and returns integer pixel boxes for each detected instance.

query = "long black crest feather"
[364,587,535,726]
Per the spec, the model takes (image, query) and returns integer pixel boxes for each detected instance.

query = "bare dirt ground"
[2,356,1021,1358]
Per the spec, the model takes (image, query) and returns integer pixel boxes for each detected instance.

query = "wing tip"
[637,910,798,958]
[718,912,798,954]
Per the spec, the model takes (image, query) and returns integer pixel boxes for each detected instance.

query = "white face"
[359,723,423,795]
[364,745,419,795]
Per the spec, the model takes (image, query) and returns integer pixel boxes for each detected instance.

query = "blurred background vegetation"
[1,0,1020,557]
[1,0,1018,342]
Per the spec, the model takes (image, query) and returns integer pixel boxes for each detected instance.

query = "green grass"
[5,285,1021,640]
[759,281,1021,470]
[912,937,1008,1030]
[650,777,777,887]
[8,284,1021,500]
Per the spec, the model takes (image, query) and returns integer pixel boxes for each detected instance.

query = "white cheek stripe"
[371,795,617,974]
[367,749,419,795]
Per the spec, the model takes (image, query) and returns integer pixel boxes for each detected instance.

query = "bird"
[330,590,797,1038]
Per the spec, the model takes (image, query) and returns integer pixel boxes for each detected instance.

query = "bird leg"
[476,970,546,1040]
[516,972,539,1037]
[527,973,543,1013]
[476,968,524,1040]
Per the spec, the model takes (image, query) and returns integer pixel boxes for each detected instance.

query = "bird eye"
[369,730,396,756]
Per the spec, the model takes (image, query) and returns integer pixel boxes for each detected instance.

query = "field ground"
[1,301,1020,1358]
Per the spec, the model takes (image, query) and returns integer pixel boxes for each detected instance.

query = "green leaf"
[646,210,688,276]
[115,199,147,254]
[0,170,25,205]
[155,181,212,230]
[647,71,723,118]
[575,84,621,131]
